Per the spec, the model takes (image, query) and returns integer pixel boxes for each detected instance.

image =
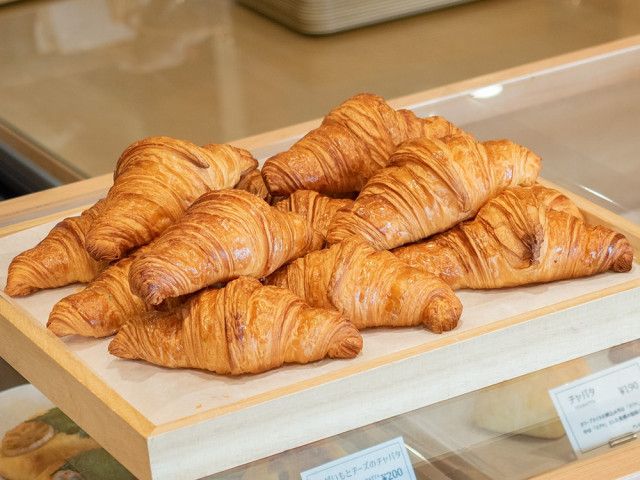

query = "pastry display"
[395,186,634,289]
[327,134,541,250]
[128,189,320,305]
[274,190,353,249]
[5,201,108,297]
[262,93,461,195]
[85,136,257,262]
[267,237,462,333]
[2,91,634,381]
[109,277,362,375]
[0,408,99,480]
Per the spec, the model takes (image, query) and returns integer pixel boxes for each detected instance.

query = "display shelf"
[205,341,640,479]
[1,36,640,480]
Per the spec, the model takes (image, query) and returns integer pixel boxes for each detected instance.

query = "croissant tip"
[4,282,33,297]
[85,239,122,262]
[48,301,114,338]
[137,283,165,306]
[613,242,634,273]
[46,316,76,337]
[424,294,462,334]
[328,325,363,359]
[108,334,136,359]
[128,268,165,306]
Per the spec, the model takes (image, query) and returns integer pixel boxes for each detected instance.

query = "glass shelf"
[206,341,640,479]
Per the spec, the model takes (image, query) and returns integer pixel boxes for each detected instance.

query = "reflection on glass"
[470,84,504,99]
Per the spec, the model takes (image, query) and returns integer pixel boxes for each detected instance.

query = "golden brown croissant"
[394,186,634,289]
[266,237,462,333]
[47,251,150,338]
[128,189,320,305]
[327,134,542,250]
[85,136,257,262]
[262,93,461,195]
[5,201,108,297]
[235,168,272,203]
[274,190,353,250]
[109,276,362,375]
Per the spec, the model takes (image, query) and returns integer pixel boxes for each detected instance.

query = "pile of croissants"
[4,93,634,376]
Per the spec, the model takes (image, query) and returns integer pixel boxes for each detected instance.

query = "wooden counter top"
[1,0,640,184]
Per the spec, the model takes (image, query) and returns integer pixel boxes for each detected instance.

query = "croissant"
[262,93,461,195]
[5,201,108,297]
[109,276,362,375]
[128,189,320,305]
[266,237,462,333]
[235,168,272,203]
[85,136,257,262]
[394,186,634,289]
[327,134,542,250]
[47,251,151,338]
[274,190,353,250]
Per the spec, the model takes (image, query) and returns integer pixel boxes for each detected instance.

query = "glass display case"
[206,340,640,479]
[0,33,639,480]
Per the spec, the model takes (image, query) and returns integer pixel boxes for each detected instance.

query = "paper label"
[300,436,416,480]
[549,357,640,453]
[616,473,640,480]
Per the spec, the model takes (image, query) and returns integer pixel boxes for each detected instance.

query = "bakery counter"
[1,37,640,480]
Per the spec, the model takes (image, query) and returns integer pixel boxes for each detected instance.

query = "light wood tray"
[1,182,639,480]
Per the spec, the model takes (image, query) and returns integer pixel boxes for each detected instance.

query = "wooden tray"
[0,182,639,480]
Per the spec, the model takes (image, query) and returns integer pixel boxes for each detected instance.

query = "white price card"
[300,436,416,480]
[549,357,640,453]
[616,473,640,480]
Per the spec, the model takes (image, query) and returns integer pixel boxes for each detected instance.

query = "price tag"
[549,357,640,453]
[616,473,640,480]
[300,436,416,480]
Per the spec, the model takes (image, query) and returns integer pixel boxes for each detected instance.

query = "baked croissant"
[109,277,362,375]
[327,134,542,250]
[128,189,320,305]
[262,93,461,195]
[85,136,257,262]
[235,168,272,203]
[47,252,150,338]
[5,201,108,297]
[274,190,353,250]
[394,186,634,289]
[266,237,462,333]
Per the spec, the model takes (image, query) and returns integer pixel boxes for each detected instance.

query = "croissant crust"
[262,93,461,195]
[128,189,320,305]
[274,190,353,250]
[267,237,462,333]
[327,134,541,250]
[109,277,362,374]
[235,168,272,203]
[47,251,151,338]
[5,201,108,297]
[394,186,634,289]
[85,136,257,262]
